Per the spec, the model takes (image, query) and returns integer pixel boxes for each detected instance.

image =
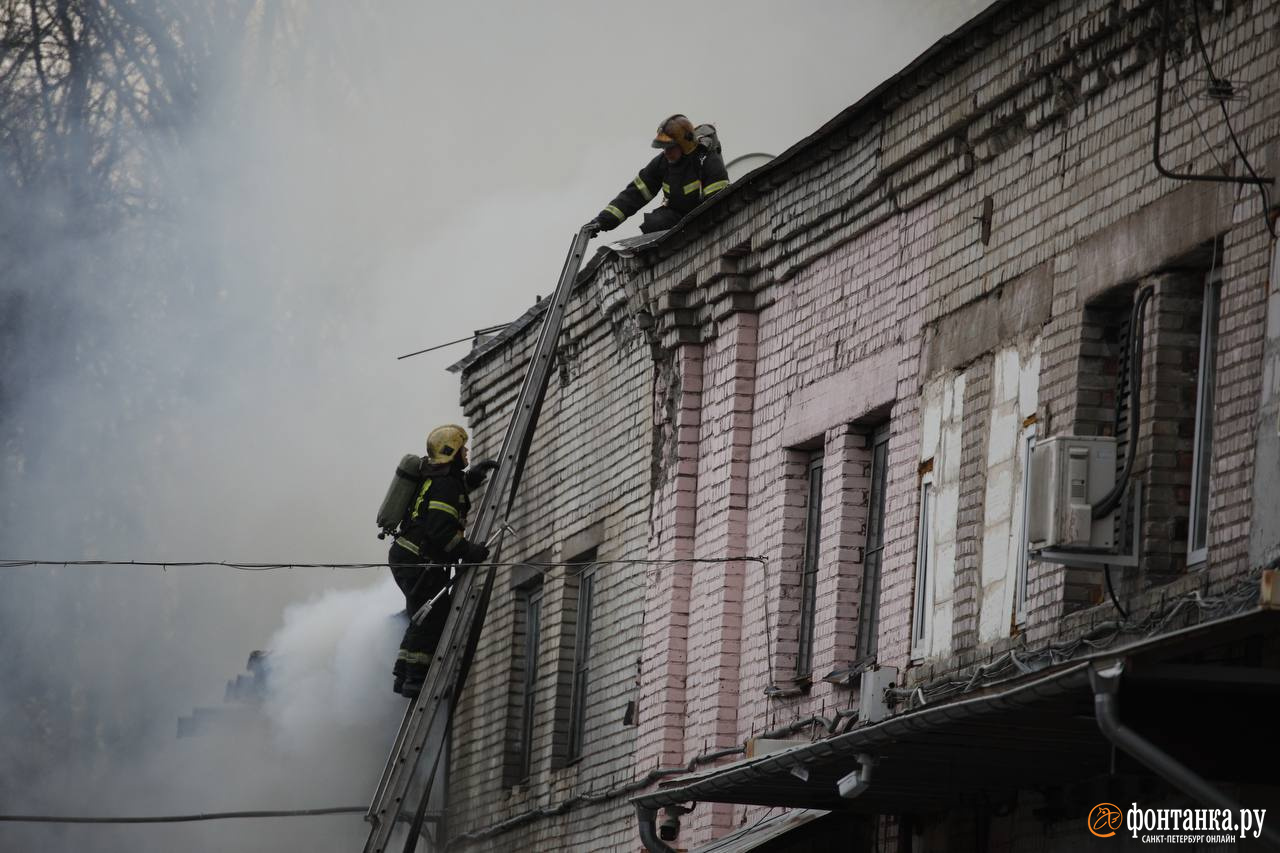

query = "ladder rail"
[362,224,596,853]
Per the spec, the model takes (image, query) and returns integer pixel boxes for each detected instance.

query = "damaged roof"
[632,607,1280,815]
[447,231,663,375]
[450,0,1030,375]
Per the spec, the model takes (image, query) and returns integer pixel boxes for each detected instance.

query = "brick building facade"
[444,0,1280,849]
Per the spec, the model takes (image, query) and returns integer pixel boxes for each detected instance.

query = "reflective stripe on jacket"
[397,467,470,561]
[599,143,729,226]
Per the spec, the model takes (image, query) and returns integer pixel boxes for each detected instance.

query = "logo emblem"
[1089,803,1123,838]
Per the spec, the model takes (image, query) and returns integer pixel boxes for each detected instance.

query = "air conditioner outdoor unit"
[1027,435,1117,551]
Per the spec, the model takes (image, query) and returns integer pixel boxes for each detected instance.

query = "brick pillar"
[637,344,702,772]
[951,356,992,652]
[1024,278,1084,640]
[1054,286,1134,615]
[1218,225,1271,585]
[813,426,874,677]
[685,311,757,839]
[1134,272,1202,588]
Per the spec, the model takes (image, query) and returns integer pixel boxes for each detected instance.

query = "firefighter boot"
[392,656,408,695]
[400,663,427,699]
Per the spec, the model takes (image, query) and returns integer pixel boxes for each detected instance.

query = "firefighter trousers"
[388,542,452,680]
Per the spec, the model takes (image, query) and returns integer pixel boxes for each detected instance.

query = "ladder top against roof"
[362,223,598,853]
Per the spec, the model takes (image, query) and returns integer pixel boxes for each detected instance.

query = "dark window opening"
[567,564,595,761]
[552,547,597,767]
[504,565,545,787]
[1188,272,1221,563]
[796,452,824,679]
[855,423,891,662]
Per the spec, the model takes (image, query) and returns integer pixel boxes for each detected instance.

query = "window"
[1187,274,1220,565]
[795,452,824,678]
[912,469,935,657]
[506,580,543,785]
[1013,424,1036,627]
[567,563,595,761]
[552,548,596,767]
[855,424,891,662]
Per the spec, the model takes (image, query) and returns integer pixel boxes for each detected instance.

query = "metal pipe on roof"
[1090,661,1280,849]
[635,804,677,853]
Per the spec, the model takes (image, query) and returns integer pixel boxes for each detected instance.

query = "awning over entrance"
[635,608,1279,819]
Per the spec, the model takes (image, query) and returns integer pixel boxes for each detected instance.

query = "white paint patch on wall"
[917,370,964,659]
[978,340,1040,642]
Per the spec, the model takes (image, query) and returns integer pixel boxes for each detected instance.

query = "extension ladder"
[362,223,597,853]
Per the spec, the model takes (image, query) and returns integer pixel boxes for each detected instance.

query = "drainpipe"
[636,804,677,853]
[1090,661,1280,849]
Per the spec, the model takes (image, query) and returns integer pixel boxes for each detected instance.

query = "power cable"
[0,806,366,824]
[889,567,1263,709]
[1187,0,1276,238]
[397,324,510,361]
[0,557,765,571]
[1172,57,1229,176]
[1104,562,1130,621]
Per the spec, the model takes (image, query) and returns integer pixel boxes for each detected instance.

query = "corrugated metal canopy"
[634,608,1279,816]
[637,663,1098,814]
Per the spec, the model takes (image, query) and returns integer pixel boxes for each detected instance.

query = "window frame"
[1013,423,1037,628]
[911,469,936,659]
[854,423,891,663]
[566,562,596,762]
[516,583,543,783]
[795,451,824,680]
[1186,272,1221,566]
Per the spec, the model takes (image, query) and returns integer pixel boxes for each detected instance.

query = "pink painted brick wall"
[448,0,1280,849]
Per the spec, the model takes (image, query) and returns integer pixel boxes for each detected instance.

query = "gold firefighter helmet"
[652,114,698,155]
[426,424,468,464]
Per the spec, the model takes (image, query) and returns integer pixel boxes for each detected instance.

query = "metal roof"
[636,663,1098,814]
[633,607,1279,815]
[450,0,1034,376]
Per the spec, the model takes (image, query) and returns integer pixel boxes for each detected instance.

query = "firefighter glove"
[465,459,499,490]
[594,211,620,232]
[463,541,490,564]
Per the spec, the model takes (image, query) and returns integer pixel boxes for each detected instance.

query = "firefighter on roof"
[592,114,729,235]
[388,424,496,697]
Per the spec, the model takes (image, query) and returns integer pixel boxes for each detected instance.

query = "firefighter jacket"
[395,461,472,562]
[598,143,729,228]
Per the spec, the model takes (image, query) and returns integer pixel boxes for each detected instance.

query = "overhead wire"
[0,806,366,824]
[397,324,510,361]
[1187,0,1276,238]
[0,557,766,571]
[1172,54,1230,177]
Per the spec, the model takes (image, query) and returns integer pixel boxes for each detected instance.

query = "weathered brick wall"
[445,0,1280,849]
[446,277,653,852]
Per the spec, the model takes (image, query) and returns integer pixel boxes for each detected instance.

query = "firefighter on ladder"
[591,114,729,235]
[388,425,496,697]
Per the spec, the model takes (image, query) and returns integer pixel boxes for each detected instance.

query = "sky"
[0,1,990,850]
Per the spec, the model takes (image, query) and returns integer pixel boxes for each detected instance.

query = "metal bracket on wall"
[1034,480,1142,568]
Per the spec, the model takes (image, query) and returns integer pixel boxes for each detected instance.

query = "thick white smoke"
[0,2,988,850]
[262,577,406,759]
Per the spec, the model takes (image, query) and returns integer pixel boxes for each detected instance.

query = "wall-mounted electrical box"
[1027,435,1117,551]
[858,665,898,724]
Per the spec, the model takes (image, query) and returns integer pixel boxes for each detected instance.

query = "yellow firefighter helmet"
[652,114,698,155]
[426,424,468,464]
